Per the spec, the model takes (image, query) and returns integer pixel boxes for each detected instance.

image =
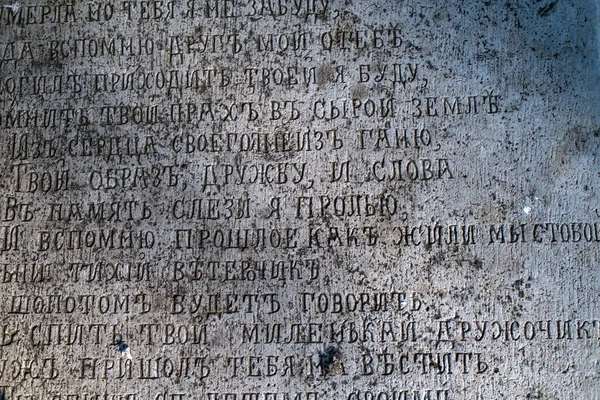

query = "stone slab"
[0,1,599,399]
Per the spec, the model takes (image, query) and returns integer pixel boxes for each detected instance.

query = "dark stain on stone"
[513,279,525,298]
[319,346,341,374]
[114,339,129,353]
[538,1,557,17]
[525,391,544,399]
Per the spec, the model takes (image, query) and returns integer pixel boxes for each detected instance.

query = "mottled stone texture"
[0,1,599,399]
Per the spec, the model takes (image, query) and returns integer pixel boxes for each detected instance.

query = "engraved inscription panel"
[1,1,599,399]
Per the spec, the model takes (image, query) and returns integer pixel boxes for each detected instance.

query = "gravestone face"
[1,1,599,399]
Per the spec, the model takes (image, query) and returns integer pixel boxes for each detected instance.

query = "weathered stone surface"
[0,0,599,398]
